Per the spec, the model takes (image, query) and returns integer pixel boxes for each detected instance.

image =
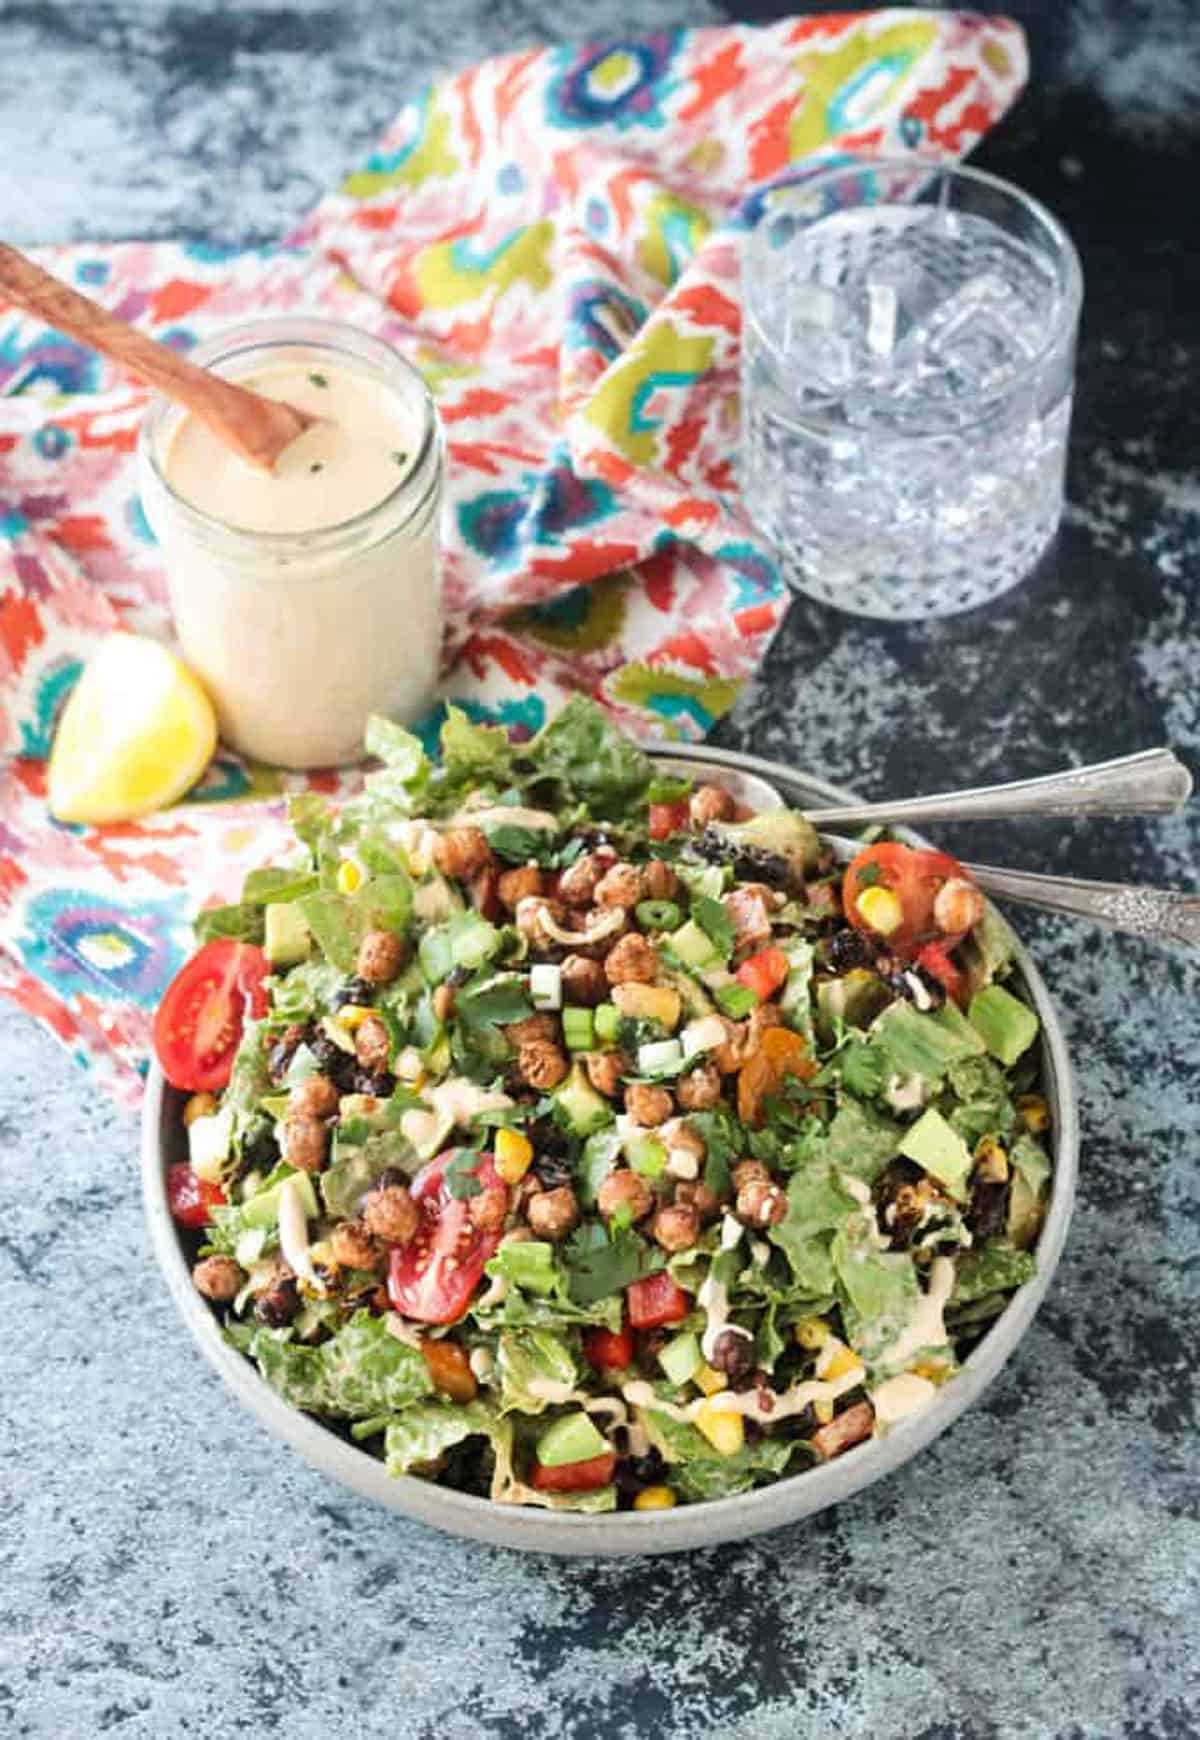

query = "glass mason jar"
[138,317,443,768]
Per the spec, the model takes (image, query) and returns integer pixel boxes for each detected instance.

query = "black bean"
[353,1068,396,1098]
[967,1178,1010,1243]
[827,927,874,971]
[255,1278,300,1328]
[710,1327,756,1383]
[332,977,375,1010]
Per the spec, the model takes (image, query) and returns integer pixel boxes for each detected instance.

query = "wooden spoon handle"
[0,242,311,470]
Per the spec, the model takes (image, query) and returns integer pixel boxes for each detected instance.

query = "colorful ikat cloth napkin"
[0,11,1026,1102]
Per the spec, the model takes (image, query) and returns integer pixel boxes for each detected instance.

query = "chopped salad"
[157,699,1052,1514]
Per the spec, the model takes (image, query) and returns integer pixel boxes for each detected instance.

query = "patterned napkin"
[0,12,1026,1101]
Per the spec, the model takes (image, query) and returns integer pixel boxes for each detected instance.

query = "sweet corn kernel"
[1016,1093,1050,1133]
[856,885,904,937]
[183,1092,218,1128]
[337,860,363,894]
[494,1127,534,1184]
[912,1360,950,1386]
[813,1398,835,1425]
[338,1004,374,1032]
[817,1341,863,1383]
[795,1316,831,1351]
[974,1135,1009,1183]
[694,1364,727,1397]
[634,1485,678,1511]
[694,1401,744,1457]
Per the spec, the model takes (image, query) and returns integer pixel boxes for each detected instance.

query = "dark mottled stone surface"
[1,4,1197,1737]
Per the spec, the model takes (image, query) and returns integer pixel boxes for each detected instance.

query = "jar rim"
[138,316,442,553]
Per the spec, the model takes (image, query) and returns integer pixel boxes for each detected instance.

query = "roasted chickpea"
[674,1180,721,1221]
[330,1219,383,1272]
[192,1255,244,1302]
[363,1182,420,1246]
[519,1040,569,1091]
[356,929,407,985]
[289,1074,340,1120]
[469,1185,510,1234]
[651,1203,700,1252]
[597,1168,653,1223]
[594,861,645,909]
[585,1050,627,1099]
[433,826,492,881]
[283,1115,328,1173]
[604,932,658,986]
[253,1265,300,1327]
[497,864,543,910]
[353,1016,392,1074]
[676,1061,721,1111]
[624,1082,673,1127]
[557,852,607,909]
[503,1012,560,1049]
[642,858,680,901]
[713,1018,751,1074]
[527,1186,580,1242]
[732,1158,771,1192]
[933,876,985,936]
[560,954,607,1006]
[689,784,736,826]
[736,1177,788,1228]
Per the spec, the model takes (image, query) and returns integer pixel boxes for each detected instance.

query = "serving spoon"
[0,242,315,470]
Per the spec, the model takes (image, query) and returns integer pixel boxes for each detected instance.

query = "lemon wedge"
[48,633,218,825]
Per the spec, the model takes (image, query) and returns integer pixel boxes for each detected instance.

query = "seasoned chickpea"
[674,1179,721,1221]
[363,1182,420,1246]
[498,864,543,910]
[604,932,658,986]
[642,859,680,901]
[625,1082,673,1127]
[433,826,492,881]
[732,1158,771,1192]
[651,1203,700,1253]
[469,1185,510,1234]
[356,929,406,985]
[432,984,456,1024]
[515,896,567,948]
[747,1002,785,1044]
[330,1219,383,1272]
[933,876,985,936]
[289,1074,339,1120]
[527,1186,580,1242]
[519,1040,569,1091]
[713,1018,751,1074]
[503,1012,560,1049]
[676,1061,721,1111]
[560,954,607,1006]
[557,852,607,909]
[597,1168,653,1223]
[661,1118,706,1163]
[282,1115,328,1174]
[353,1016,392,1074]
[689,784,736,826]
[192,1255,244,1303]
[594,861,645,909]
[736,1177,788,1228]
[585,1050,627,1099]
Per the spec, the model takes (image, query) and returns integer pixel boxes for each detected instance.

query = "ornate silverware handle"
[803,748,1192,827]
[957,863,1200,946]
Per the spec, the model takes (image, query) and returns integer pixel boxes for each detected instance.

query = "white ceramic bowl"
[141,745,1078,1556]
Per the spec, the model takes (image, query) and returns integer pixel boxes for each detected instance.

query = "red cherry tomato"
[648,800,690,841]
[842,842,966,961]
[915,939,967,1007]
[627,1273,691,1329]
[166,1162,226,1227]
[734,945,791,1003]
[530,1451,617,1492]
[153,939,269,1092]
[583,1321,635,1371]
[387,1150,504,1325]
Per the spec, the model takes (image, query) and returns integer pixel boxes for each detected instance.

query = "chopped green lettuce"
[250,1312,432,1417]
[487,1239,559,1296]
[299,872,412,974]
[526,694,653,819]
[770,1161,858,1294]
[869,1000,985,1084]
[821,1097,902,1182]
[831,1214,920,1354]
[497,1329,577,1415]
[439,705,515,786]
[383,1401,499,1475]
[642,1408,799,1501]
[951,1242,1036,1305]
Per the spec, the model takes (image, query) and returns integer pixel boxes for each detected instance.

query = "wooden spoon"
[0,241,316,471]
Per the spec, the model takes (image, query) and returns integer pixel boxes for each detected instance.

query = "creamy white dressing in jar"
[139,319,443,769]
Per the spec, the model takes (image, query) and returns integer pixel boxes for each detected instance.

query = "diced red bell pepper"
[627,1273,691,1329]
[915,939,967,1007]
[648,800,690,841]
[530,1451,617,1492]
[166,1162,226,1228]
[582,1322,635,1371]
[734,945,791,1003]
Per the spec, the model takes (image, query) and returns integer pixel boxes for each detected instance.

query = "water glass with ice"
[740,160,1083,620]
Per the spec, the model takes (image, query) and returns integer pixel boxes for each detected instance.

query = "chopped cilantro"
[693,895,735,960]
[563,1222,663,1305]
[308,371,329,388]
[854,862,884,889]
[392,450,409,467]
[444,1146,485,1200]
[455,979,533,1031]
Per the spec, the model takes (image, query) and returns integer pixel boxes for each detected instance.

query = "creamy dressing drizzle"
[453,805,560,831]
[620,1368,862,1426]
[697,1213,746,1362]
[871,1372,938,1427]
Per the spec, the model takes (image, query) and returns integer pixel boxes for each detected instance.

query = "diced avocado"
[668,919,720,970]
[657,964,716,1021]
[400,1107,455,1162]
[242,1167,319,1229]
[815,969,889,1041]
[658,1331,702,1387]
[710,809,821,876]
[625,1132,667,1178]
[898,1107,974,1201]
[537,1412,610,1468]
[552,1063,613,1137]
[264,902,311,967]
[969,985,1040,1066]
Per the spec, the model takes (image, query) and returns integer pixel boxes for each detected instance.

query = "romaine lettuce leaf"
[439,705,515,786]
[489,1417,617,1511]
[383,1401,498,1476]
[1010,1132,1051,1198]
[821,1097,902,1181]
[951,1242,1035,1304]
[945,1055,1017,1146]
[321,1122,419,1217]
[267,958,344,1020]
[869,1000,985,1084]
[526,694,653,819]
[769,1160,858,1293]
[250,1312,432,1417]
[364,715,430,782]
[497,1329,577,1415]
[831,1215,920,1353]
[642,1408,799,1501]
[298,872,412,973]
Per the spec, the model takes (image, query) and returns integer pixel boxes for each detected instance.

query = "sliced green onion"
[635,898,683,932]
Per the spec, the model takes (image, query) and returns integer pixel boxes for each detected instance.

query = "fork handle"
[803,747,1192,827]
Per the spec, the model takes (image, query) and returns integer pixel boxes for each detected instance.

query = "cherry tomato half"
[842,842,967,961]
[734,945,791,1003]
[915,939,967,1007]
[166,1161,226,1228]
[153,939,269,1093]
[387,1150,504,1325]
[530,1451,617,1493]
[583,1321,635,1371]
[648,800,690,842]
[627,1273,691,1329]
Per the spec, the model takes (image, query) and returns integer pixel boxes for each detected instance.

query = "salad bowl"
[141,742,1077,1556]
